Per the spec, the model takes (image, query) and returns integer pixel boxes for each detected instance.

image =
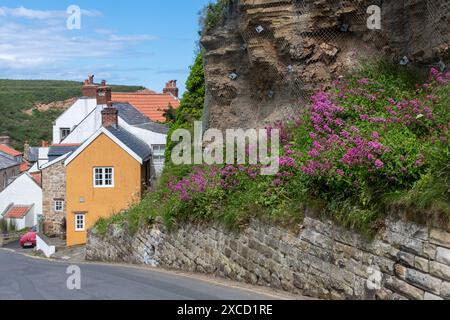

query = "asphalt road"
[0,249,278,300]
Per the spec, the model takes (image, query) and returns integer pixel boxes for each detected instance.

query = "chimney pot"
[96,81,112,105]
[0,135,11,146]
[163,79,179,98]
[101,105,118,128]
[82,74,97,98]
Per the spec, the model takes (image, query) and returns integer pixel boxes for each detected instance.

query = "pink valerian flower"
[429,67,450,85]
[334,118,345,127]
[313,141,322,150]
[368,141,382,151]
[415,155,425,167]
[374,160,384,169]
[302,161,320,176]
[357,78,370,85]
[360,114,369,120]
[336,169,345,176]
[369,117,387,124]
[308,149,320,158]
[279,156,296,167]
[272,178,283,187]
[168,166,224,202]
[371,131,380,140]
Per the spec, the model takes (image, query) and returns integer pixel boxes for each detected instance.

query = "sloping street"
[0,249,287,300]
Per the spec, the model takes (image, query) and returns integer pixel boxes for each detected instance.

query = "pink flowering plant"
[289,62,449,229]
[97,61,449,234]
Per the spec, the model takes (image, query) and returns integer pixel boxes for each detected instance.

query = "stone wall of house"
[41,160,66,237]
[86,213,450,300]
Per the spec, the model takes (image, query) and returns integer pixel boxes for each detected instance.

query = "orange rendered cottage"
[64,105,154,246]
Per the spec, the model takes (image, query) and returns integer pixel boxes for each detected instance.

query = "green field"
[0,79,143,150]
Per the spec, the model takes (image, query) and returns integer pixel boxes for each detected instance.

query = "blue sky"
[0,0,211,93]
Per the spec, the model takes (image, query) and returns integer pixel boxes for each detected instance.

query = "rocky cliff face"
[201,0,450,130]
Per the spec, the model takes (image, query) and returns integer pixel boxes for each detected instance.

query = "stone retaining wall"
[86,214,450,300]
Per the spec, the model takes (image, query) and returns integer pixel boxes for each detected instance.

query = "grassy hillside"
[0,79,144,150]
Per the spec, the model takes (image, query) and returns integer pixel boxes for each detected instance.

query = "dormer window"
[60,128,71,141]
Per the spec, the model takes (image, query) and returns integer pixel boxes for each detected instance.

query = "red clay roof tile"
[19,161,30,173]
[3,205,32,219]
[112,93,180,122]
[0,144,22,157]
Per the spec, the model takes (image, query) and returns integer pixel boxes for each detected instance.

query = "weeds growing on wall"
[95,61,450,237]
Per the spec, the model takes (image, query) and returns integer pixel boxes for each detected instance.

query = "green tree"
[162,103,177,123]
[165,53,205,159]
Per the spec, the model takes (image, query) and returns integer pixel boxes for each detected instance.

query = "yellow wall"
[66,133,142,246]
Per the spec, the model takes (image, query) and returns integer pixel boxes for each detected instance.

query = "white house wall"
[62,106,103,144]
[0,174,42,226]
[120,121,167,176]
[53,98,97,143]
[25,208,34,228]
[7,217,25,230]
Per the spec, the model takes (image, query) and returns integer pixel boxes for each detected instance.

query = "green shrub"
[0,219,7,233]
[200,0,233,32]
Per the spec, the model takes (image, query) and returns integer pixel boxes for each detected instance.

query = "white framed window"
[152,145,165,165]
[75,214,85,232]
[54,200,64,212]
[93,167,114,188]
[60,128,71,141]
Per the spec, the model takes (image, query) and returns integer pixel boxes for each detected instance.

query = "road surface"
[0,249,282,300]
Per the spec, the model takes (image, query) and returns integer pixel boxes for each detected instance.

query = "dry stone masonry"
[41,159,66,237]
[87,213,450,300]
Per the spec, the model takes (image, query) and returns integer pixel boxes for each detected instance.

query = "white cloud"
[0,53,16,62]
[0,6,163,86]
[109,34,159,42]
[0,6,158,74]
[0,6,102,20]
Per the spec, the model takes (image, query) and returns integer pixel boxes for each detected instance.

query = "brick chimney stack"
[81,74,97,98]
[163,80,179,98]
[96,80,112,106]
[101,102,118,128]
[0,135,11,146]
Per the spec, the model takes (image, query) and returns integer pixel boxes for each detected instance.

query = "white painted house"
[0,173,42,229]
[58,78,169,176]
[52,98,98,144]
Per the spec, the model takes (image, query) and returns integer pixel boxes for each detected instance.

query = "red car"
[19,231,37,248]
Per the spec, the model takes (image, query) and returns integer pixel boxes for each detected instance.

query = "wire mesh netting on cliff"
[201,0,450,127]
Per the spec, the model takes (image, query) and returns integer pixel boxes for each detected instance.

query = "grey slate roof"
[114,103,151,126]
[134,122,169,135]
[28,147,40,162]
[105,126,152,161]
[113,102,169,134]
[0,154,19,170]
[48,145,79,162]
